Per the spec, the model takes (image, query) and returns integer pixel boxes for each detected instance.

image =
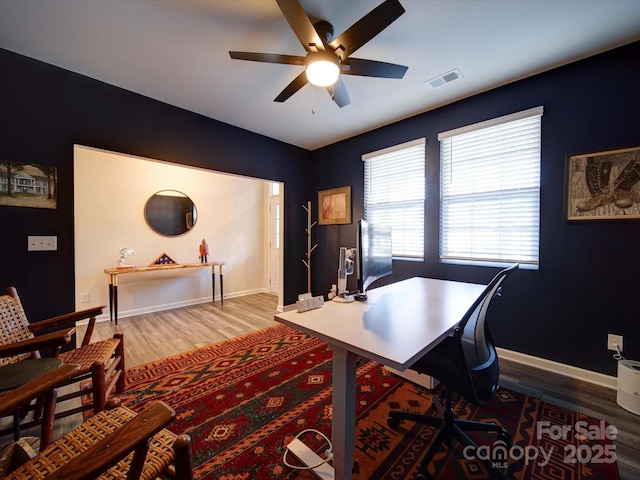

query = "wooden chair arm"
[41,402,176,480]
[0,328,75,358]
[28,306,104,333]
[0,364,80,417]
[28,306,104,346]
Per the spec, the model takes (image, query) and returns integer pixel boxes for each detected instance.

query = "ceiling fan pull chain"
[312,85,316,115]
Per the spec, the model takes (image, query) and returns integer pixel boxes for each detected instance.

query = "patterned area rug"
[114,324,619,479]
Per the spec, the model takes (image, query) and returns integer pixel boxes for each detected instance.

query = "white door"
[268,186,282,295]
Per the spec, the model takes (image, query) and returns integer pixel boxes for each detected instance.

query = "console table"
[104,261,225,325]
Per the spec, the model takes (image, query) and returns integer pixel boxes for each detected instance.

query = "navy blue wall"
[0,48,311,320]
[3,41,638,377]
[310,42,640,376]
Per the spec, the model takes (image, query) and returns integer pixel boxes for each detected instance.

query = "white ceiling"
[1,0,639,151]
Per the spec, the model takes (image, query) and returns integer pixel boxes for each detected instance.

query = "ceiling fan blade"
[328,78,350,108]
[274,71,309,103]
[229,51,306,66]
[329,0,405,60]
[341,58,408,79]
[276,0,326,52]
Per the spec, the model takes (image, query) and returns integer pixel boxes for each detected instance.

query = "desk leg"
[113,276,119,326]
[283,345,355,479]
[108,279,114,322]
[211,266,215,304]
[211,265,224,305]
[108,274,118,323]
[331,346,357,480]
[219,265,224,305]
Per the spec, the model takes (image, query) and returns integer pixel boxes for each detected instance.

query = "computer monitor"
[356,219,393,297]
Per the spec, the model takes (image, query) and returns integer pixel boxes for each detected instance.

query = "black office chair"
[387,264,519,480]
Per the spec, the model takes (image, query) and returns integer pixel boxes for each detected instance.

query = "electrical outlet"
[607,334,623,352]
[80,292,90,303]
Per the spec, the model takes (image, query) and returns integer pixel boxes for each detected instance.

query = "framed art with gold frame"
[318,186,351,225]
[565,146,640,221]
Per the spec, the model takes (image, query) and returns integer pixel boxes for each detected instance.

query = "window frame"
[362,138,426,261]
[438,106,543,269]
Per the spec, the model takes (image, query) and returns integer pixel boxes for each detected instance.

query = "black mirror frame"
[144,190,197,236]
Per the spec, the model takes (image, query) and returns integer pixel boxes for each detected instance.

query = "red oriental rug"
[114,324,619,479]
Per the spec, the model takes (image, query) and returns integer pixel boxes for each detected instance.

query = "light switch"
[28,236,58,251]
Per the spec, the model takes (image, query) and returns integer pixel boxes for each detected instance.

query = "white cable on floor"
[283,429,333,470]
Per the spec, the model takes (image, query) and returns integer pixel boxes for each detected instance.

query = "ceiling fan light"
[306,59,339,87]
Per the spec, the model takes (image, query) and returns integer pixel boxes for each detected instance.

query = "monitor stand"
[333,294,354,303]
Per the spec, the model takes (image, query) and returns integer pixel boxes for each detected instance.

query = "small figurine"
[117,247,136,267]
[199,239,209,263]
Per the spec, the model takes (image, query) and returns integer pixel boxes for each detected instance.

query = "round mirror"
[144,190,197,236]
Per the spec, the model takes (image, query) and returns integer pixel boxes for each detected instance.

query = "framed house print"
[565,146,640,221]
[318,186,351,225]
[0,160,57,209]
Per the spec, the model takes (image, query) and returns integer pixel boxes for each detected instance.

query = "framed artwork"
[318,186,351,225]
[0,160,57,209]
[565,146,640,221]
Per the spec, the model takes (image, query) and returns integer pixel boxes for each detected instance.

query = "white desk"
[274,277,486,480]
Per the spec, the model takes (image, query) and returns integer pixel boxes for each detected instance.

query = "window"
[439,106,543,268]
[362,138,425,260]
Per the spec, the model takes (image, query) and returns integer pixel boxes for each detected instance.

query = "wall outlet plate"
[28,235,58,251]
[608,334,623,351]
[296,295,324,313]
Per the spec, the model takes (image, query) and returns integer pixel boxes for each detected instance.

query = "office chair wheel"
[386,416,401,429]
[496,430,512,446]
[416,472,432,480]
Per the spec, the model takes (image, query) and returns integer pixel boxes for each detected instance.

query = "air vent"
[426,69,462,89]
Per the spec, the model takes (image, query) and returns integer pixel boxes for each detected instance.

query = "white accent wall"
[73,145,269,319]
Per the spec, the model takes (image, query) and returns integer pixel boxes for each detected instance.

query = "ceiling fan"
[229,0,408,107]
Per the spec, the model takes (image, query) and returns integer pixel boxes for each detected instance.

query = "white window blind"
[363,138,425,259]
[439,107,543,267]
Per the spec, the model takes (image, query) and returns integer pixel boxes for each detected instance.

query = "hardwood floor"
[48,293,280,439]
[82,292,279,367]
[25,292,640,478]
[500,360,640,480]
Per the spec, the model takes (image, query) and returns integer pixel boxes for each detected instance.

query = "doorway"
[268,182,282,298]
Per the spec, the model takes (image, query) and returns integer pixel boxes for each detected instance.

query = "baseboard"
[497,347,617,390]
[388,349,616,393]
[83,288,269,323]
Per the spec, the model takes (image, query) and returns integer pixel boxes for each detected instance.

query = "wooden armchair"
[0,368,193,480]
[0,287,126,436]
[0,364,80,451]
